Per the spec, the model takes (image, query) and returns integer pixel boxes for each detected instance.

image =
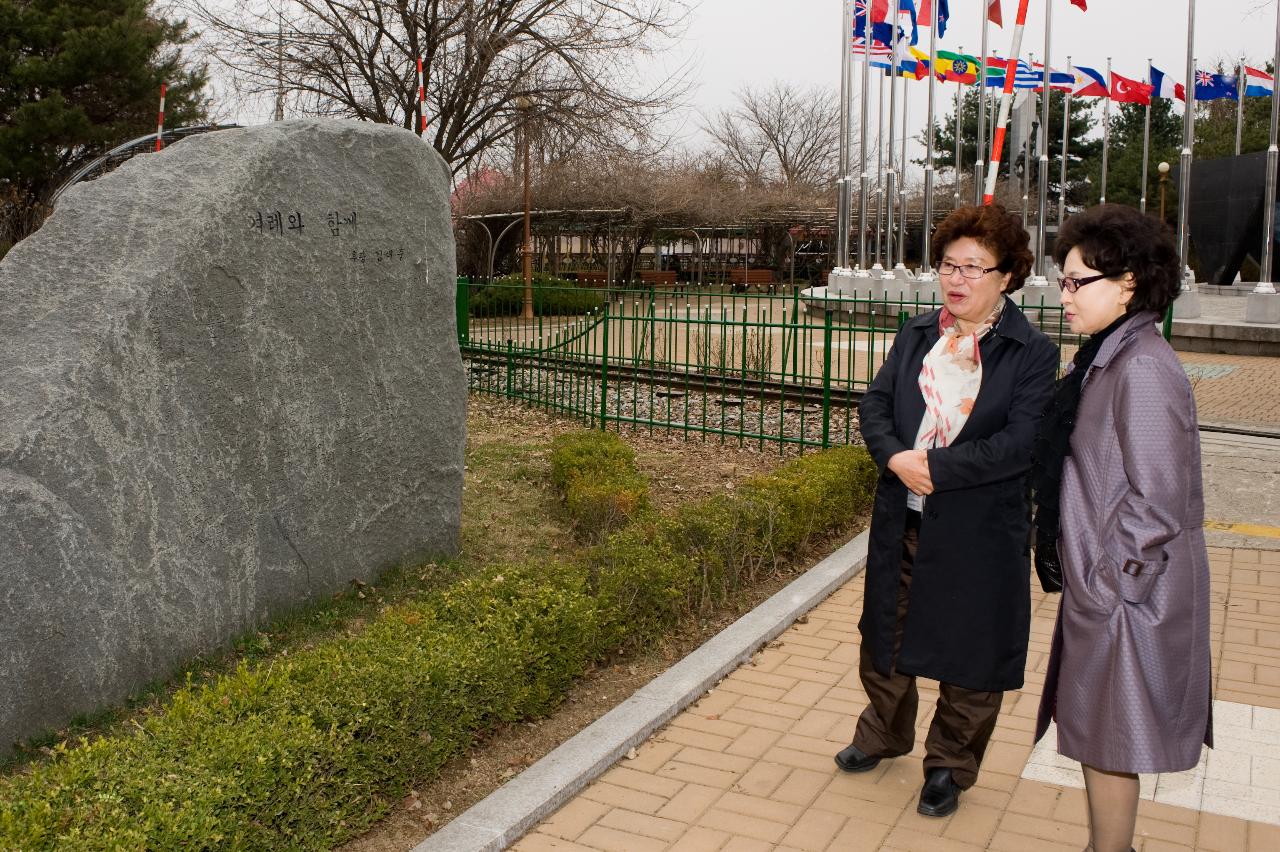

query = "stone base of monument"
[0,119,465,754]
[913,273,941,303]
[1245,290,1280,324]
[1173,288,1204,319]
[1021,280,1062,308]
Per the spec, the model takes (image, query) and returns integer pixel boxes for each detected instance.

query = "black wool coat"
[858,297,1058,692]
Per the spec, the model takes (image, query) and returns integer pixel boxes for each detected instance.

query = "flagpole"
[1101,56,1111,204]
[1236,56,1246,156]
[1141,58,1152,213]
[1175,1,1202,320]
[975,9,990,205]
[984,0,1031,204]
[899,76,910,268]
[955,48,963,210]
[876,72,887,268]
[886,0,901,276]
[920,4,940,276]
[836,1,851,270]
[1034,1,1053,279]
[858,6,874,274]
[1247,0,1280,316]
[1059,55,1071,226]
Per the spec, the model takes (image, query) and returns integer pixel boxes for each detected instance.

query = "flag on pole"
[1071,65,1109,97]
[918,0,949,37]
[984,56,1071,90]
[1110,71,1154,104]
[911,48,982,83]
[1150,65,1185,100]
[1195,69,1237,101]
[1069,0,1087,10]
[988,0,1002,27]
[854,0,918,46]
[1245,66,1274,97]
[1030,60,1075,91]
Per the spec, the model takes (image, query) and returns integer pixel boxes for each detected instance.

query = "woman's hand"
[888,450,934,496]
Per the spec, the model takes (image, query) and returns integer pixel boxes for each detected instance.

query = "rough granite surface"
[0,119,464,753]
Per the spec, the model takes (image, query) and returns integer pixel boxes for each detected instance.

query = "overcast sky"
[224,1,1280,161]
[671,0,1280,151]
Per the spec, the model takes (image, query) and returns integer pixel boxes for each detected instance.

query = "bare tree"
[189,0,691,176]
[705,81,841,191]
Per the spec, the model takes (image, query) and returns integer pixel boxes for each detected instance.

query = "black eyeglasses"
[937,261,999,279]
[1058,272,1111,293]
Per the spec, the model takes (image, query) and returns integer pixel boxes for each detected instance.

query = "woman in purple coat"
[1032,205,1212,852]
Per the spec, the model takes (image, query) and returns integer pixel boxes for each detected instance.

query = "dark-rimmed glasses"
[1058,273,1111,293]
[937,261,999,279]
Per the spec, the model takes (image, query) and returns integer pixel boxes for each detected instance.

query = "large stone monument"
[0,120,465,753]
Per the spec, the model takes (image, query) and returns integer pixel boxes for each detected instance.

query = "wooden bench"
[573,272,611,288]
[727,267,776,292]
[638,269,679,288]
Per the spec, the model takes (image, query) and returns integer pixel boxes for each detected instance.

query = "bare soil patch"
[337,396,865,851]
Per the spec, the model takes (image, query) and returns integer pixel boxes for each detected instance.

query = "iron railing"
[458,279,1077,452]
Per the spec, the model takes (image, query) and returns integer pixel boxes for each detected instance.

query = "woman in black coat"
[834,205,1058,817]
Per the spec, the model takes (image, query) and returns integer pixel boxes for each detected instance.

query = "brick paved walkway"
[514,547,1280,852]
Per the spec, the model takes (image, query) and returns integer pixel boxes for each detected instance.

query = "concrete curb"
[412,529,871,852]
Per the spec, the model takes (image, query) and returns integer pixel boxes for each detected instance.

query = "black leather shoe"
[833,743,880,773]
[917,767,960,817]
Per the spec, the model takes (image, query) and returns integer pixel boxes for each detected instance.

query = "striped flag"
[1245,66,1274,97]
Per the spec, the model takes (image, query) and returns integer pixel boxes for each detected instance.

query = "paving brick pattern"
[514,548,1280,851]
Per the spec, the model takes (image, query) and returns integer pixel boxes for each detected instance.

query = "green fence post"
[1162,305,1173,341]
[505,338,515,398]
[821,309,833,449]
[599,302,610,431]
[456,277,470,346]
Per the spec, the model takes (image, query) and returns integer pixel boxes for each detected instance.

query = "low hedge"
[468,275,605,317]
[0,439,876,850]
[549,431,650,538]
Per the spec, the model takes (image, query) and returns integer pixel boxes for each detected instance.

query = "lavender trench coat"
[1035,310,1213,774]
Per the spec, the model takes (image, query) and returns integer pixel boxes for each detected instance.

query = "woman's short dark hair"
[931,204,1035,293]
[1052,204,1182,315]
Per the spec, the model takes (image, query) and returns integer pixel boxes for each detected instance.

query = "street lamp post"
[1158,161,1170,223]
[517,95,534,321]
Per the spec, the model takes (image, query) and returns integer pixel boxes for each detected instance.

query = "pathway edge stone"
[411,529,871,852]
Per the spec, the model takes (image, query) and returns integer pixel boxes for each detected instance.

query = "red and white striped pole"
[155,83,167,152]
[417,57,427,136]
[983,0,1031,204]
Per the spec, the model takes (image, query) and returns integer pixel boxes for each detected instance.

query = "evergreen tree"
[1084,98,1181,223]
[0,0,208,253]
[925,86,1100,209]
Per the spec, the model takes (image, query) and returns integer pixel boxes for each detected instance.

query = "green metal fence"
[457,278,1077,452]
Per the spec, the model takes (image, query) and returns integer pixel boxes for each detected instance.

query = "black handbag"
[1034,539,1064,594]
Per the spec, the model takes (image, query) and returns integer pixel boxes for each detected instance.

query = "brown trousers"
[851,513,1004,789]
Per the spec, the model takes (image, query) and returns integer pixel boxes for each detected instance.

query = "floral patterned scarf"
[913,298,1005,454]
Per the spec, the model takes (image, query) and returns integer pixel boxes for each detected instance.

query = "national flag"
[1030,60,1076,91]
[1195,69,1237,101]
[1150,65,1185,101]
[1071,65,1109,97]
[983,56,1071,90]
[854,0,918,47]
[911,48,981,84]
[1110,71,1154,105]
[988,0,1002,27]
[1070,0,1087,10]
[918,0,949,37]
[1245,66,1274,97]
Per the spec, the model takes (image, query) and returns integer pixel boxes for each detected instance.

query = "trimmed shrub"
[666,446,878,608]
[549,432,649,538]
[468,275,605,317]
